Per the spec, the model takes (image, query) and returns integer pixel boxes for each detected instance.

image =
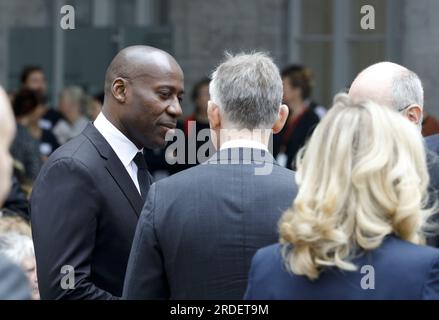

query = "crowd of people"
[0,45,439,299]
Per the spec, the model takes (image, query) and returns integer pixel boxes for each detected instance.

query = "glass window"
[289,0,392,108]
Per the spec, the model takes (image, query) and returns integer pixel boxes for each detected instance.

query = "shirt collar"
[220,139,269,152]
[93,112,142,167]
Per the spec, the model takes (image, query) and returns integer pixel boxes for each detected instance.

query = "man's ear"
[272,104,289,134]
[111,78,128,103]
[406,105,423,126]
[207,101,221,130]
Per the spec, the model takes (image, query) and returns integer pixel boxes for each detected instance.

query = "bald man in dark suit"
[31,46,184,299]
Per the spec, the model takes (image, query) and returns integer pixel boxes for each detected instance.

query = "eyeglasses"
[398,104,412,112]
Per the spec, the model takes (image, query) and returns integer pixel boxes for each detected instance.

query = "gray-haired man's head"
[349,62,424,129]
[208,52,287,130]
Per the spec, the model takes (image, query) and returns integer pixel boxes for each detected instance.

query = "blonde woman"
[244,93,439,300]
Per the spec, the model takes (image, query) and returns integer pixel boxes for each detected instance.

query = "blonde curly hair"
[279,93,433,280]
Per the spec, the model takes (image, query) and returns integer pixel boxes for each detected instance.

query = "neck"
[288,99,306,120]
[216,127,271,149]
[102,107,142,149]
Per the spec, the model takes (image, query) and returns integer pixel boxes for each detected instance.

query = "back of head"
[209,52,283,129]
[13,89,46,118]
[279,93,431,280]
[392,69,424,111]
[349,62,424,111]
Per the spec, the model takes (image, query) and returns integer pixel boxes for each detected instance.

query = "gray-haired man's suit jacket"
[123,147,298,299]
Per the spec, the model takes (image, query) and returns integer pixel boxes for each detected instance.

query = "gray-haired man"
[123,52,298,299]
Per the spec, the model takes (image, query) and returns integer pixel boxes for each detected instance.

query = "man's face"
[24,71,47,93]
[121,63,184,149]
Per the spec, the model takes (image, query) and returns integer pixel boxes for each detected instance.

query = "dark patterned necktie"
[133,152,149,200]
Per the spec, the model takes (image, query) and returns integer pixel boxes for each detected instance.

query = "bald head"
[101,45,184,149]
[349,62,424,112]
[104,45,182,96]
[0,86,16,205]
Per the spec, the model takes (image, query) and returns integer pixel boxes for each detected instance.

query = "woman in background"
[273,65,325,169]
[245,94,439,300]
[10,89,58,182]
[53,86,89,145]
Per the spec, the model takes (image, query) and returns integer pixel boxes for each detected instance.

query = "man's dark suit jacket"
[31,123,152,299]
[123,147,298,299]
[426,134,439,155]
[244,235,439,300]
[0,254,31,300]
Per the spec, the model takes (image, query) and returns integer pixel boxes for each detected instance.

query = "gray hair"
[209,52,283,129]
[392,69,424,111]
[0,232,34,265]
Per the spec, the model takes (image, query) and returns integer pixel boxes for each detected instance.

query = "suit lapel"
[82,124,144,217]
[105,152,144,216]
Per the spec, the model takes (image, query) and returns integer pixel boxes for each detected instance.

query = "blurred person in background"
[183,77,211,136]
[85,92,104,121]
[11,89,59,187]
[273,65,324,170]
[426,133,439,156]
[181,77,214,168]
[245,94,439,300]
[53,86,89,144]
[2,175,30,220]
[422,111,439,137]
[20,65,63,131]
[0,214,32,237]
[0,232,39,299]
[10,90,43,182]
[20,66,47,94]
[0,86,31,300]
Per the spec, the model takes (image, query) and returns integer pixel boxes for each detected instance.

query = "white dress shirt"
[220,139,269,151]
[93,112,143,195]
